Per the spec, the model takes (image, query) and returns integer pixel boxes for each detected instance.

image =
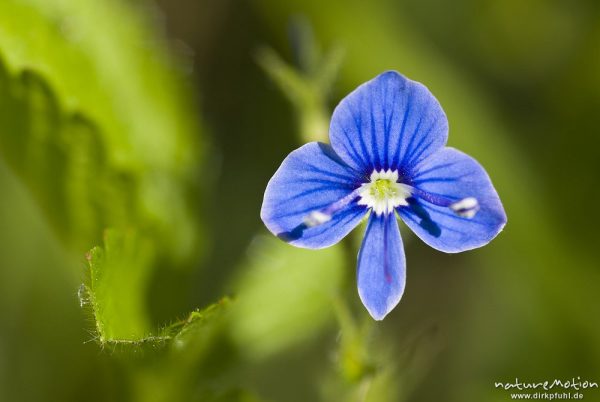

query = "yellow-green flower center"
[371,178,398,199]
[358,169,412,215]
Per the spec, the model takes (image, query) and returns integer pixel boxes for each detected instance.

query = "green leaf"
[256,33,343,143]
[79,229,230,348]
[0,64,138,249]
[0,0,203,263]
[79,229,155,343]
[228,234,345,360]
[79,229,234,401]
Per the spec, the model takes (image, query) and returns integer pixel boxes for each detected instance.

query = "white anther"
[304,211,332,227]
[450,197,479,218]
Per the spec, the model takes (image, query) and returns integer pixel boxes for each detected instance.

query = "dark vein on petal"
[348,104,371,169]
[369,91,381,169]
[411,173,471,185]
[404,116,438,167]
[284,186,344,203]
[408,113,447,167]
[382,83,390,170]
[423,206,489,226]
[392,89,413,168]
[340,126,368,168]
[296,178,357,189]
[303,164,358,184]
[383,215,391,283]
[408,137,437,167]
[360,214,376,263]
[403,212,467,234]
[412,161,458,179]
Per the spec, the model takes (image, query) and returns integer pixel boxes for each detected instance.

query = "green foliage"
[256,20,343,143]
[131,299,234,402]
[80,229,155,343]
[0,61,134,248]
[0,0,202,263]
[2,1,599,401]
[229,235,345,359]
[0,2,231,396]
[79,229,229,350]
[79,230,236,402]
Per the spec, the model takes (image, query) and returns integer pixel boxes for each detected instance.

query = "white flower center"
[357,169,412,215]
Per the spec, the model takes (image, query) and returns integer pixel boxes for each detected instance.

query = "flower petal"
[399,147,507,253]
[329,71,448,174]
[261,142,367,249]
[357,213,406,320]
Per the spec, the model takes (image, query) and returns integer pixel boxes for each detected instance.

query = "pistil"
[357,169,412,216]
[303,169,480,229]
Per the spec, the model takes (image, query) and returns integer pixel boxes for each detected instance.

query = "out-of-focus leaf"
[0,0,203,264]
[79,229,155,343]
[229,235,345,360]
[319,318,443,402]
[367,323,443,402]
[131,298,234,402]
[79,229,234,400]
[0,62,138,251]
[256,34,343,143]
[79,229,229,349]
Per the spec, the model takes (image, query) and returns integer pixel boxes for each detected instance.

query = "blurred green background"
[0,0,599,401]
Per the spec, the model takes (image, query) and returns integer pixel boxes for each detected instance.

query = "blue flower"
[261,71,506,320]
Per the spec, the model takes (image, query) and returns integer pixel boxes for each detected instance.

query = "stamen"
[409,189,480,219]
[357,169,412,216]
[304,211,331,227]
[302,169,481,228]
[302,188,362,228]
[450,197,480,218]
